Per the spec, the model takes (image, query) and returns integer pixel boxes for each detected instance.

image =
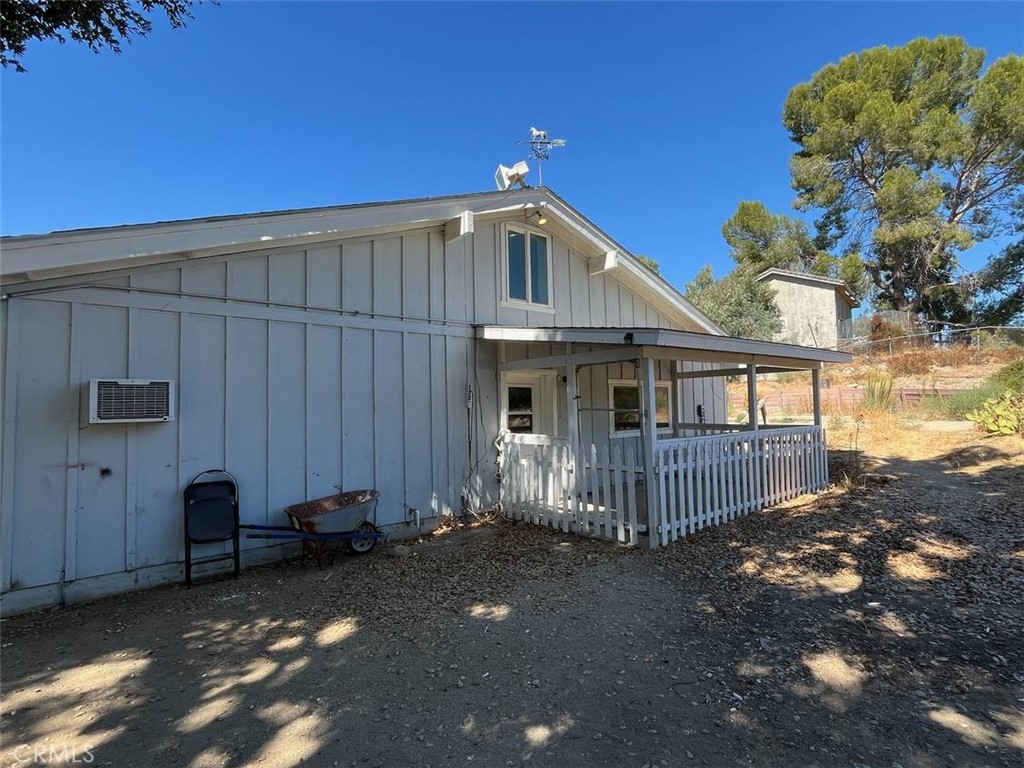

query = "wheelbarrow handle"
[240,524,381,542]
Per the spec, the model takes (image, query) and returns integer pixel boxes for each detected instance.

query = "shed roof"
[477,325,852,368]
[756,267,860,308]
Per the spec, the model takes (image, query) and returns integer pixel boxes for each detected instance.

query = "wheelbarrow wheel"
[347,522,379,555]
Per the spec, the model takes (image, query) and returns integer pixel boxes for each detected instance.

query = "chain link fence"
[838,323,1024,357]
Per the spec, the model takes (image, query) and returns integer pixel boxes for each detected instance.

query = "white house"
[757,267,860,350]
[0,188,848,614]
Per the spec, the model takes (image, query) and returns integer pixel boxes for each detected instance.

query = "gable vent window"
[88,379,175,424]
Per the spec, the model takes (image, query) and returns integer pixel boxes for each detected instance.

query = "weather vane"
[516,127,567,186]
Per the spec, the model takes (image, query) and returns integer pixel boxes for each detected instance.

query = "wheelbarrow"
[241,489,383,568]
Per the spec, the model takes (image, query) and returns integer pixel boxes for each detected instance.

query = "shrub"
[990,359,1024,393]
[931,344,977,368]
[773,371,809,385]
[966,390,1024,436]
[864,372,894,411]
[887,351,932,377]
[919,383,1003,421]
[869,314,903,341]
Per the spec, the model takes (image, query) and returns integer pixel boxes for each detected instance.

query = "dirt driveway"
[2,428,1022,767]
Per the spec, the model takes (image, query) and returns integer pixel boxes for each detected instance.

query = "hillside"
[727,344,1024,421]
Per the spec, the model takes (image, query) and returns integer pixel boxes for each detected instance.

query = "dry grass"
[886,350,934,376]
[857,345,1023,379]
[826,411,930,463]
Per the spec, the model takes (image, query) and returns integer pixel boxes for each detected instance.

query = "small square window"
[609,381,672,436]
[612,385,641,433]
[506,385,535,434]
[505,226,551,307]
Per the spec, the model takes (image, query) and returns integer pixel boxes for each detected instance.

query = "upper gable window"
[505,226,552,308]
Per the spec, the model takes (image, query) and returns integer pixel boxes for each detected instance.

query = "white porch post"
[671,360,682,438]
[747,362,764,510]
[746,363,759,431]
[812,367,826,488]
[565,344,581,530]
[812,367,822,427]
[638,357,661,548]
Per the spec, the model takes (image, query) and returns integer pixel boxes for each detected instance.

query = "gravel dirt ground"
[1,427,1022,768]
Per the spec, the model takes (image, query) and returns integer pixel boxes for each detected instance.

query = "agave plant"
[965,390,1024,436]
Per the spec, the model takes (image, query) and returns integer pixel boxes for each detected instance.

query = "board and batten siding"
[0,218,696,612]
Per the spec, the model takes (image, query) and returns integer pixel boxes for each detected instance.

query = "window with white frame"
[506,385,536,434]
[608,380,672,436]
[505,226,551,307]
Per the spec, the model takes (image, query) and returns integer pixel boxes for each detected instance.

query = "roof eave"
[476,325,852,366]
[0,186,726,338]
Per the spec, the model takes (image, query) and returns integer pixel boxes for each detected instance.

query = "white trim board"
[477,325,852,365]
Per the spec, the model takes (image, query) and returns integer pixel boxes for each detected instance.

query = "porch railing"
[498,425,828,548]
[651,426,828,546]
[499,436,642,545]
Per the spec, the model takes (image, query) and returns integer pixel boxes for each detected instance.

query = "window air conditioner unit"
[86,379,175,424]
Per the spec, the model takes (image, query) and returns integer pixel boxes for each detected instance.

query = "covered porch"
[479,326,851,548]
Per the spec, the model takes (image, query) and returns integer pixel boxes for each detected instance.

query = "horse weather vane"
[517,127,567,187]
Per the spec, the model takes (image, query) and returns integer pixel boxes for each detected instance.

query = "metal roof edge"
[0,186,728,337]
[476,324,852,365]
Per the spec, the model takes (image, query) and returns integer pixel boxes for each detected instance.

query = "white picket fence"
[576,443,642,545]
[652,426,828,546]
[499,426,827,548]
[499,437,642,545]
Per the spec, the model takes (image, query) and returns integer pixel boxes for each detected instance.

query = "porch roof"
[477,325,852,369]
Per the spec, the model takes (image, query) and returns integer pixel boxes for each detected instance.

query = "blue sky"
[2,1,1022,292]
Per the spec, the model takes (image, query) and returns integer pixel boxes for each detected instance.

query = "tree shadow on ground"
[1,528,629,767]
[639,436,1023,766]
[2,438,1022,767]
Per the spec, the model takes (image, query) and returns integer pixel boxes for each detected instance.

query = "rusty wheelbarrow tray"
[241,489,383,567]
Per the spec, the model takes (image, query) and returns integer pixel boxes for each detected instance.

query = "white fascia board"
[1,223,414,285]
[0,191,542,283]
[650,328,850,363]
[614,257,725,335]
[541,203,619,254]
[537,190,725,335]
[475,325,852,365]
[478,326,646,345]
[514,203,722,335]
[472,198,621,261]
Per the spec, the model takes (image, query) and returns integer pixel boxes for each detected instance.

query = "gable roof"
[756,267,860,308]
[0,187,723,334]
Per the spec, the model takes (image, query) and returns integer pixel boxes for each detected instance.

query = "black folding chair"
[183,469,240,587]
